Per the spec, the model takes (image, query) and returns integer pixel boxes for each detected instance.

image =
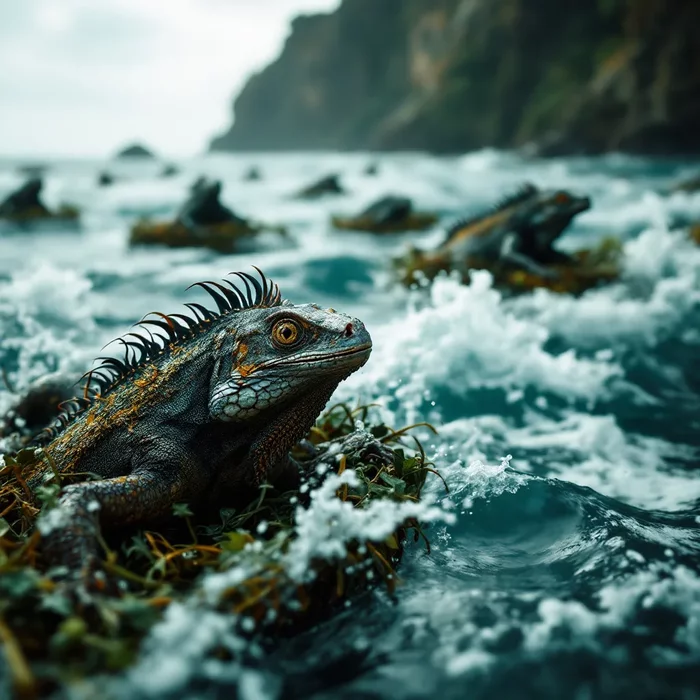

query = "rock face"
[210,0,700,156]
[115,143,156,159]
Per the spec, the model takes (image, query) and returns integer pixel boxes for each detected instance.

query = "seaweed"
[129,220,287,254]
[395,236,623,295]
[0,404,439,698]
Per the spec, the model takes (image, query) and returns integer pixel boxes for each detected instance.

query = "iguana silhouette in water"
[27,269,374,581]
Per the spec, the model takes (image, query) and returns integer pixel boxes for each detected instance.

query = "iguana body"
[440,184,590,277]
[29,270,371,576]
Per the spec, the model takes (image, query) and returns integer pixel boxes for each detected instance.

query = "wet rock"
[243,166,262,182]
[115,143,156,159]
[669,174,700,194]
[211,0,700,157]
[129,178,285,253]
[97,171,115,187]
[0,178,80,226]
[160,163,179,178]
[294,174,345,199]
[332,195,437,233]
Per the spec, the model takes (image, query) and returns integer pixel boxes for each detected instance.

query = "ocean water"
[1,151,700,699]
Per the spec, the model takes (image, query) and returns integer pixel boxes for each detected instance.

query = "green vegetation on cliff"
[210,0,700,156]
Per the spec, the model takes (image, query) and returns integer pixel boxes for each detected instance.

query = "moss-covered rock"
[0,204,80,227]
[332,211,437,234]
[397,237,623,295]
[129,219,265,254]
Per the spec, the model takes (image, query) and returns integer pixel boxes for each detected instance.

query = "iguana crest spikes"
[36,268,283,444]
[443,183,539,244]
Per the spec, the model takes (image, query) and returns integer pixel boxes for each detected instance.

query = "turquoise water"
[1,151,700,698]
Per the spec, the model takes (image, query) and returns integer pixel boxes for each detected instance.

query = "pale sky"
[0,0,340,158]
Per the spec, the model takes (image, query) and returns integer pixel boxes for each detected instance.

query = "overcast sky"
[0,0,340,158]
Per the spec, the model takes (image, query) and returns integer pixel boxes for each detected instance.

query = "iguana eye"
[554,192,571,204]
[272,319,302,347]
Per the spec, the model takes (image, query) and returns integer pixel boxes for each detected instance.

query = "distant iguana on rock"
[26,269,373,581]
[440,184,591,278]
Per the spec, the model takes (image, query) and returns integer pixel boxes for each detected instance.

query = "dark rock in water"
[178,179,247,228]
[244,166,262,182]
[210,0,700,157]
[129,178,278,253]
[360,195,412,225]
[295,174,345,199]
[0,178,50,219]
[332,194,436,234]
[0,373,76,444]
[0,177,80,226]
[115,143,156,159]
[17,164,48,178]
[97,171,115,187]
[363,163,379,176]
[189,175,208,194]
[160,163,179,178]
[668,173,700,194]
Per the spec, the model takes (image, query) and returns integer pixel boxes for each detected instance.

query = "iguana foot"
[334,430,395,469]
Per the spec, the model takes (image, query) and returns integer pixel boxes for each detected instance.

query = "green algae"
[0,404,438,698]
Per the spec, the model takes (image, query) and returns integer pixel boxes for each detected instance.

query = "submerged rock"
[97,171,115,187]
[115,143,156,159]
[160,163,179,178]
[0,178,79,226]
[332,195,437,233]
[130,178,284,253]
[294,174,345,199]
[363,162,379,176]
[669,173,700,194]
[244,166,263,181]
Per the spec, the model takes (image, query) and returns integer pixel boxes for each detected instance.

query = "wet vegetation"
[0,404,437,698]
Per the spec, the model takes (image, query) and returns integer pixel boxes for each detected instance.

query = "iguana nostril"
[344,323,353,337]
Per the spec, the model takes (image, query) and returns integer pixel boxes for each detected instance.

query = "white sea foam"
[284,469,454,582]
[344,271,622,424]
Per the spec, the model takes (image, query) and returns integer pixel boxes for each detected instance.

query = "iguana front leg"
[500,233,560,279]
[41,444,202,578]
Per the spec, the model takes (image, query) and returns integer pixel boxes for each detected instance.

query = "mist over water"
[2,151,700,698]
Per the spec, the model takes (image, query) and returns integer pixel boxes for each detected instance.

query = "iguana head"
[209,302,371,422]
[520,188,590,248]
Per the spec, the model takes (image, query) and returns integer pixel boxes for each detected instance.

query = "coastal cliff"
[209,0,700,156]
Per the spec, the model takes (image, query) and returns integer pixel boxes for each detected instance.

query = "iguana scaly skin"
[29,270,371,576]
[440,184,590,277]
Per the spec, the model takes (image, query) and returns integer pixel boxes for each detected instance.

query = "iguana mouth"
[265,343,372,370]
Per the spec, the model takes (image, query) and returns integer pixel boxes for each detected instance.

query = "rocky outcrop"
[116,143,156,159]
[210,0,700,156]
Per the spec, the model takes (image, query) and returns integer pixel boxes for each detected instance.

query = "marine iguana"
[28,269,373,579]
[440,184,591,278]
[0,178,50,219]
